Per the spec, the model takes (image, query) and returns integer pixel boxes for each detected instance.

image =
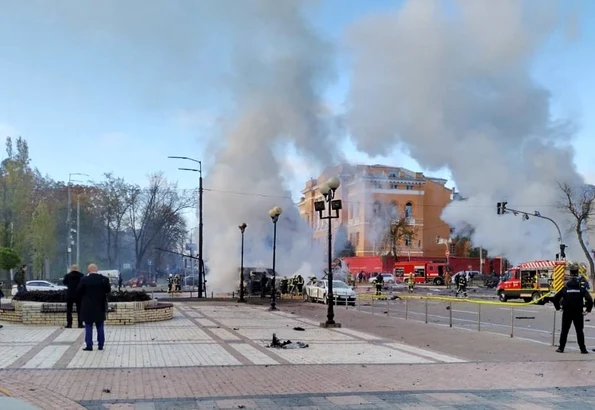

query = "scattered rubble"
[267,333,308,349]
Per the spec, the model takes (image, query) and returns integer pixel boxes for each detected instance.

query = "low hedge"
[12,290,151,303]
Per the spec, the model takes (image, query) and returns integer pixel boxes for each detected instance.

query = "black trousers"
[66,298,82,327]
[559,311,586,351]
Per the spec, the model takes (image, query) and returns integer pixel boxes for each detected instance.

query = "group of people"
[167,274,182,293]
[62,264,112,351]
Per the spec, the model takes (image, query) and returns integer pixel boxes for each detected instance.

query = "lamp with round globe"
[268,206,282,310]
[313,177,343,327]
[238,223,247,303]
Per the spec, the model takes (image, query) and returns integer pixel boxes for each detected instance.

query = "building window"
[405,202,413,217]
[390,201,399,218]
[404,235,412,247]
[406,185,413,190]
[355,232,360,246]
[373,201,382,215]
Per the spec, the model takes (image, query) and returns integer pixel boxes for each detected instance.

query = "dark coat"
[553,277,593,314]
[77,273,111,323]
[63,270,84,299]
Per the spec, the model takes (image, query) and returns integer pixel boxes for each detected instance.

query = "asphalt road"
[340,295,595,351]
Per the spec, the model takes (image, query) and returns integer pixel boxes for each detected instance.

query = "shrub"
[12,290,151,303]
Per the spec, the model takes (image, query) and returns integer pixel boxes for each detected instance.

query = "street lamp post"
[67,173,89,270]
[238,223,247,303]
[314,177,342,328]
[268,206,282,311]
[168,156,204,298]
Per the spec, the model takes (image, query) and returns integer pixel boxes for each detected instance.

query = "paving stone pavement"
[2,303,595,409]
[78,386,595,409]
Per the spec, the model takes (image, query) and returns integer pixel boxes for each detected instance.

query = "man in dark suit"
[63,264,84,328]
[77,263,111,351]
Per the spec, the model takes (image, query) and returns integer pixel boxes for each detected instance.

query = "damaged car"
[304,279,356,305]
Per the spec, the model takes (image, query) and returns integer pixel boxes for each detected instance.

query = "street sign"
[147,259,152,266]
[122,263,131,269]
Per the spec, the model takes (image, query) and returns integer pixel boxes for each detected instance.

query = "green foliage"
[13,290,151,302]
[0,247,20,270]
[30,200,55,277]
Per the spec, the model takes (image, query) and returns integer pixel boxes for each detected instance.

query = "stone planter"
[0,300,173,325]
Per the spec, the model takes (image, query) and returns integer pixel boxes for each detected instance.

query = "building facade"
[298,164,453,258]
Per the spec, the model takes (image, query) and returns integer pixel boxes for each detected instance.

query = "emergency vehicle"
[496,260,588,303]
[393,261,447,285]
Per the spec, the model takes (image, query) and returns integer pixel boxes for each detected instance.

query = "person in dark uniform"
[280,277,288,295]
[553,266,593,353]
[296,274,304,295]
[260,275,268,299]
[77,264,111,351]
[167,274,174,293]
[63,264,84,328]
[374,274,383,295]
[456,273,467,297]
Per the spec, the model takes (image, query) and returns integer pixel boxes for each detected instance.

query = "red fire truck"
[393,261,447,285]
[496,260,587,303]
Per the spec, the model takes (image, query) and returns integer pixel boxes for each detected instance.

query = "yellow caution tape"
[356,293,551,307]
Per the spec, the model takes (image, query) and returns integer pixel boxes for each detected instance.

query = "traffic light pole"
[497,202,564,259]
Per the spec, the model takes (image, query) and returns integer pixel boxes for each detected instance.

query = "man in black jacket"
[77,264,111,351]
[63,265,84,328]
[552,266,593,353]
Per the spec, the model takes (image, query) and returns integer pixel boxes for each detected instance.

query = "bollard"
[552,310,556,346]
[387,296,390,316]
[232,292,234,299]
[510,307,514,337]
[371,295,374,314]
[425,298,428,323]
[449,301,452,327]
[477,303,481,331]
[405,298,408,320]
[358,296,361,311]
[211,291,213,298]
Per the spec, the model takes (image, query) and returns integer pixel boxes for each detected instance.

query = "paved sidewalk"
[1,302,594,409]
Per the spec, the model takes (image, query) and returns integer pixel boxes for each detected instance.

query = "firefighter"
[456,273,467,297]
[373,274,383,296]
[552,265,592,353]
[444,270,451,289]
[578,275,590,290]
[407,273,415,293]
[280,276,289,295]
[260,275,268,299]
[296,274,304,295]
[174,274,181,292]
[167,274,173,293]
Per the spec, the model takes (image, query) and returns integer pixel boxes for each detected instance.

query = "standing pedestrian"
[77,264,111,351]
[553,266,592,354]
[63,264,84,328]
[14,264,27,294]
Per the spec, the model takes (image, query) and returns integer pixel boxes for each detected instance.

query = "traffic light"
[560,244,566,258]
[497,202,508,214]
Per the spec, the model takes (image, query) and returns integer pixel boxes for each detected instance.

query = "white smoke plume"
[345,0,585,264]
[201,0,339,291]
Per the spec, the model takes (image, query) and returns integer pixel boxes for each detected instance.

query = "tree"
[126,173,195,270]
[380,216,416,256]
[0,247,20,273]
[92,173,136,268]
[30,200,56,279]
[558,182,595,279]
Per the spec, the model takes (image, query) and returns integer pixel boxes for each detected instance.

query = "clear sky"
[0,0,593,226]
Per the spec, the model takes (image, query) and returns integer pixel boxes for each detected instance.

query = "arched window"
[405,202,413,218]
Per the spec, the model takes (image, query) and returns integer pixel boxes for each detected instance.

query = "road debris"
[267,333,308,349]
[293,327,305,331]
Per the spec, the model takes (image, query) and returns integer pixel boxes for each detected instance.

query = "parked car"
[367,273,395,284]
[11,280,67,296]
[451,271,480,284]
[303,279,357,305]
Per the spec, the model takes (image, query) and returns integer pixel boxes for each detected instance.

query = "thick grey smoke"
[203,0,338,291]
[345,0,585,263]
